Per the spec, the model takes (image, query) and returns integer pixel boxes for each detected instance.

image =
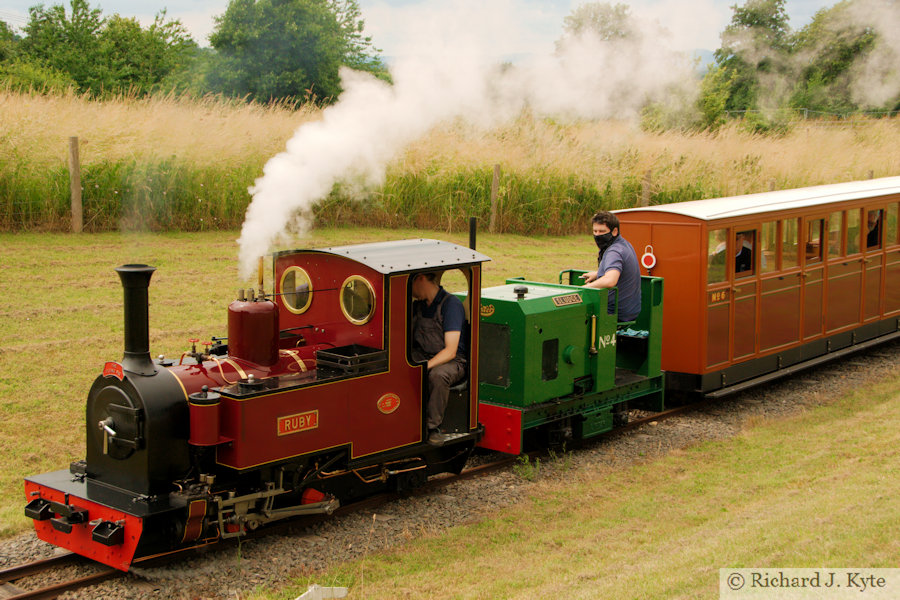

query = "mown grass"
[3,89,900,234]
[0,228,587,537]
[254,375,899,600]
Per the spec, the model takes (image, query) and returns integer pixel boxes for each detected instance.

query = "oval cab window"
[340,276,375,325]
[281,267,313,314]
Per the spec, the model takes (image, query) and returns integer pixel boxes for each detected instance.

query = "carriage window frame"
[866,208,884,250]
[846,208,861,255]
[761,221,778,273]
[280,266,313,314]
[707,228,728,284]
[782,218,799,269]
[888,203,899,246]
[339,275,376,325]
[827,211,843,258]
[734,229,756,278]
[806,218,824,264]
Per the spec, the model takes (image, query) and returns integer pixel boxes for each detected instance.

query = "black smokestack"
[115,264,157,376]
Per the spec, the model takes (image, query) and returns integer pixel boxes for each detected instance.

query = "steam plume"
[237,2,696,278]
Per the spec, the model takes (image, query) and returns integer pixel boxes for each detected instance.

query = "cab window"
[340,276,376,325]
[281,267,313,314]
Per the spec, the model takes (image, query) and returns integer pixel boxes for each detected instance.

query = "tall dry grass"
[2,89,316,167]
[3,88,899,234]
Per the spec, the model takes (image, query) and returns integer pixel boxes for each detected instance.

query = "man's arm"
[426,330,461,370]
[583,268,621,290]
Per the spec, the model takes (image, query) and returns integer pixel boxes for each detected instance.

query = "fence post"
[68,136,83,233]
[640,169,652,207]
[489,163,500,234]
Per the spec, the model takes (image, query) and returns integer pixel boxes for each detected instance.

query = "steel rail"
[1,554,120,600]
[0,552,80,582]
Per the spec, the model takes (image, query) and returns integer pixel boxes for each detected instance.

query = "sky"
[0,0,838,58]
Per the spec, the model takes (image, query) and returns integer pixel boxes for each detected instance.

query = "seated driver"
[410,271,467,446]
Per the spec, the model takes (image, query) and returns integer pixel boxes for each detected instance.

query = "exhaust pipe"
[115,264,157,376]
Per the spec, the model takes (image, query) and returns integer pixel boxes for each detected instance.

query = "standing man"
[410,271,468,446]
[581,211,642,322]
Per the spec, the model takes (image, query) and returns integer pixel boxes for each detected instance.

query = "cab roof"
[616,176,900,222]
[276,239,491,275]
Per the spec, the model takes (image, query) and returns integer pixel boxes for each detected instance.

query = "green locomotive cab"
[475,274,665,454]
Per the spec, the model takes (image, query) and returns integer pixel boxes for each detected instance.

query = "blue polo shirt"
[598,235,642,321]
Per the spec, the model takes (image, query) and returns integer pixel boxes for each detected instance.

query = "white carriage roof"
[298,238,491,274]
[615,176,900,222]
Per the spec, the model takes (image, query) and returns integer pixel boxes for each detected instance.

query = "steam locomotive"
[24,238,664,571]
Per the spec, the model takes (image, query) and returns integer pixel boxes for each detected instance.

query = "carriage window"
[783,218,799,269]
[735,229,755,277]
[280,267,313,314]
[761,221,777,273]
[866,209,883,249]
[828,212,843,257]
[707,228,727,284]
[806,219,823,264]
[847,209,861,254]
[888,204,899,246]
[340,276,376,325]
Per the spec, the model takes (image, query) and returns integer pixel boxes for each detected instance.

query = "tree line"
[562,0,900,131]
[0,0,388,102]
[1,0,898,128]
[697,0,900,130]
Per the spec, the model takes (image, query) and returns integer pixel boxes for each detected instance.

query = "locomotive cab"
[272,239,489,453]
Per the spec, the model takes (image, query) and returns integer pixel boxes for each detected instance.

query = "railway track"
[1,399,702,599]
[0,552,119,600]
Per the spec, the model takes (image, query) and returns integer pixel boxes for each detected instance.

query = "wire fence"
[724,108,900,123]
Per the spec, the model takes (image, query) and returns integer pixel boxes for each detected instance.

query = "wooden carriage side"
[616,176,900,396]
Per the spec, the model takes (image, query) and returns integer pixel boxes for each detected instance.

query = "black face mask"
[594,232,614,253]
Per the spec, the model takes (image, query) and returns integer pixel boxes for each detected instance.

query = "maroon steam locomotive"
[25,240,494,570]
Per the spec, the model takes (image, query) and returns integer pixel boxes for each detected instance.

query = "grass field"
[0,228,588,536]
[3,89,900,234]
[256,375,900,600]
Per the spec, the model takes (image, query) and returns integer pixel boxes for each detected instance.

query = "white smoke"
[236,1,698,278]
[847,0,900,108]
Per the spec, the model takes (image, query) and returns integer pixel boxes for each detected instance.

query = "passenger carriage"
[616,176,900,397]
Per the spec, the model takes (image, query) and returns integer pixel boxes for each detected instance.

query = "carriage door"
[863,208,885,320]
[731,228,758,360]
[802,218,825,340]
